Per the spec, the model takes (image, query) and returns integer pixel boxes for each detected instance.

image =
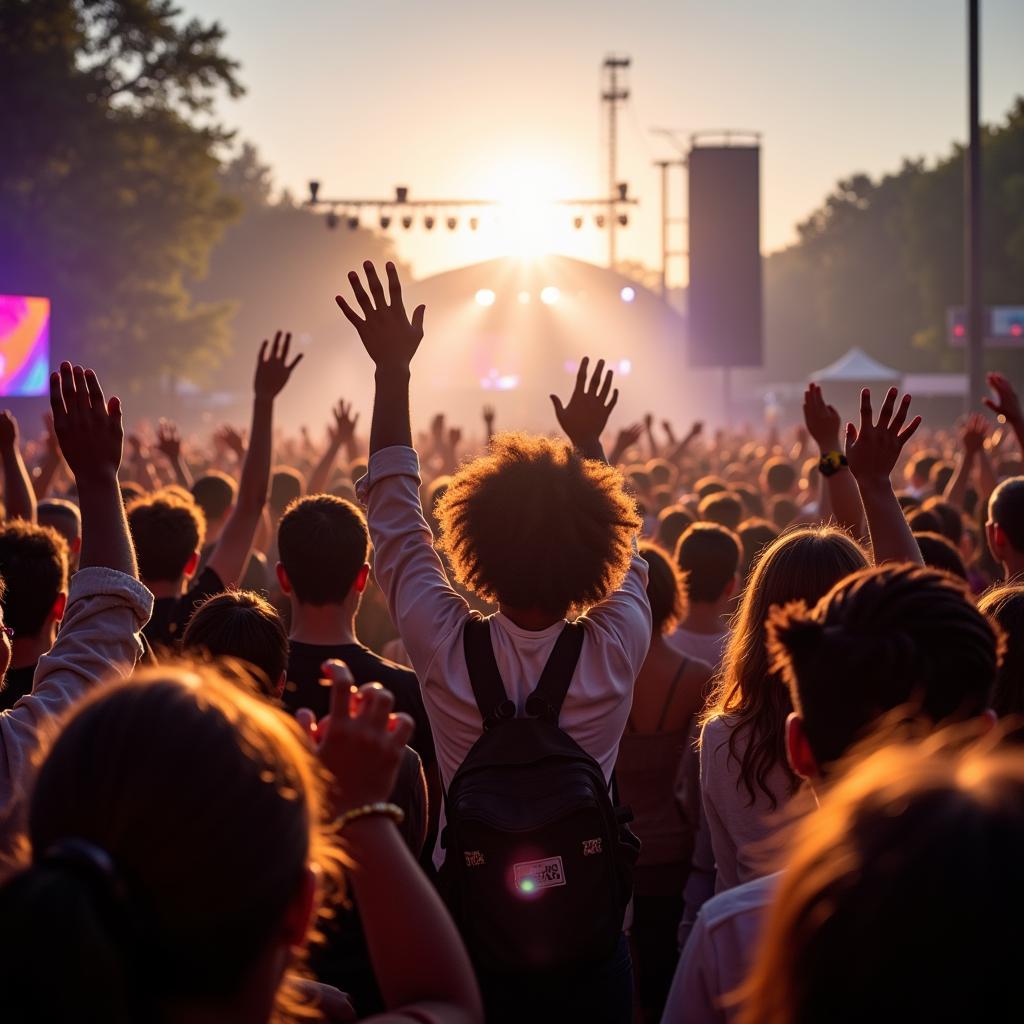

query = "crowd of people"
[0,260,1022,1023]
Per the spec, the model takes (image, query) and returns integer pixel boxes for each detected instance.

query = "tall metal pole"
[603,56,630,269]
[966,0,984,412]
[656,160,669,296]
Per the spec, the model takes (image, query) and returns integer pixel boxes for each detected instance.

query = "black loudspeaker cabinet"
[687,145,763,369]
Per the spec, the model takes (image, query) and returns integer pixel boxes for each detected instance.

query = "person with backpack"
[339,261,651,1023]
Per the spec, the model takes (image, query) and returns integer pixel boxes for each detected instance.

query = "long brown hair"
[0,664,343,1023]
[701,527,868,807]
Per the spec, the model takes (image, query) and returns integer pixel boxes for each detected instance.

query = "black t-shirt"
[0,664,36,711]
[144,567,225,649]
[285,641,435,771]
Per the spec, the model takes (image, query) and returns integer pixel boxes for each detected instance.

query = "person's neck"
[1004,552,1024,581]
[145,576,189,599]
[11,628,57,671]
[498,604,565,631]
[682,600,729,635]
[289,601,358,646]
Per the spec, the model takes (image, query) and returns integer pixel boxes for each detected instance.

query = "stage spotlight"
[325,210,339,230]
[540,286,560,306]
[469,217,479,230]
[424,216,435,230]
[380,214,392,229]
[595,214,605,228]
[347,215,360,230]
[620,286,636,303]
[475,288,496,307]
[517,290,531,305]
[401,215,414,230]
[618,359,632,375]
[573,216,583,230]
[447,216,458,230]
[618,213,629,227]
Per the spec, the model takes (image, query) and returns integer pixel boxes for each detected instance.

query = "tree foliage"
[765,98,1024,379]
[0,0,243,390]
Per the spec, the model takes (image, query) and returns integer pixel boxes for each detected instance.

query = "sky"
[182,0,1024,284]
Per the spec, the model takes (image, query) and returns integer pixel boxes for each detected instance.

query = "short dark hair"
[977,584,1024,719]
[278,495,369,605]
[770,496,800,530]
[913,531,967,580]
[731,483,765,519]
[270,467,304,516]
[695,476,728,500]
[930,460,956,495]
[762,458,797,496]
[675,522,741,604]
[921,497,964,545]
[120,481,146,506]
[127,492,206,583]
[436,433,641,616]
[768,564,1000,768]
[908,452,939,484]
[639,542,686,636]
[191,472,237,524]
[738,517,779,580]
[655,505,695,555]
[181,591,288,697]
[698,491,744,532]
[36,499,81,547]
[0,522,69,636]
[989,476,1024,552]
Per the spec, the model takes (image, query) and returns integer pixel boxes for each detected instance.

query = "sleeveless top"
[615,658,692,867]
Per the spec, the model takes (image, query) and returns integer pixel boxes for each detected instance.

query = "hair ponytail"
[0,853,135,1023]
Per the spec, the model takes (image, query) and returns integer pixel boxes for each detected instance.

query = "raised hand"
[330,400,359,446]
[215,423,245,460]
[803,382,842,451]
[551,356,619,458]
[984,373,1023,426]
[617,423,644,451]
[315,661,415,814]
[845,387,921,485]
[0,410,18,448]
[254,330,303,400]
[155,419,182,461]
[49,362,123,483]
[961,411,989,455]
[337,261,425,374]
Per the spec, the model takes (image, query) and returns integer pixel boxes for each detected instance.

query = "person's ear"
[276,562,292,595]
[71,536,82,555]
[276,670,287,698]
[786,712,820,781]
[724,574,739,598]
[51,593,68,623]
[280,865,317,949]
[354,563,370,594]
[184,551,200,580]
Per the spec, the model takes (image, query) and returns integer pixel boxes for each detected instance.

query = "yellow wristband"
[336,801,405,832]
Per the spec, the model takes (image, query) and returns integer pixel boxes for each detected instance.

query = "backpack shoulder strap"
[526,621,586,725]
[462,616,515,730]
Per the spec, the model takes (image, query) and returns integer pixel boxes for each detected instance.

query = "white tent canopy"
[811,347,901,383]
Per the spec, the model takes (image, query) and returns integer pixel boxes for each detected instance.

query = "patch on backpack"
[465,850,485,867]
[513,856,566,893]
[582,838,603,856]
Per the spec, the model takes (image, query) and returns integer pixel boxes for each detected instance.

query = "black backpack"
[438,616,640,975]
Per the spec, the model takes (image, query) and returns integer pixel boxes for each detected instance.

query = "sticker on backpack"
[513,856,566,894]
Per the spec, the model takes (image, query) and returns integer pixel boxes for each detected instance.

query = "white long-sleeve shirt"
[663,871,779,1023]
[358,445,651,828]
[0,567,153,837]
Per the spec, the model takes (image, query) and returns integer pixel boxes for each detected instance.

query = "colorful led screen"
[0,296,50,397]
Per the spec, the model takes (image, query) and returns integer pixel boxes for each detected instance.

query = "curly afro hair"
[435,432,641,617]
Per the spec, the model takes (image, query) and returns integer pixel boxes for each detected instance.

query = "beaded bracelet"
[337,801,406,832]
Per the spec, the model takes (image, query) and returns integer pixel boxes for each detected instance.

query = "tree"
[0,0,243,391]
[763,98,1024,382]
